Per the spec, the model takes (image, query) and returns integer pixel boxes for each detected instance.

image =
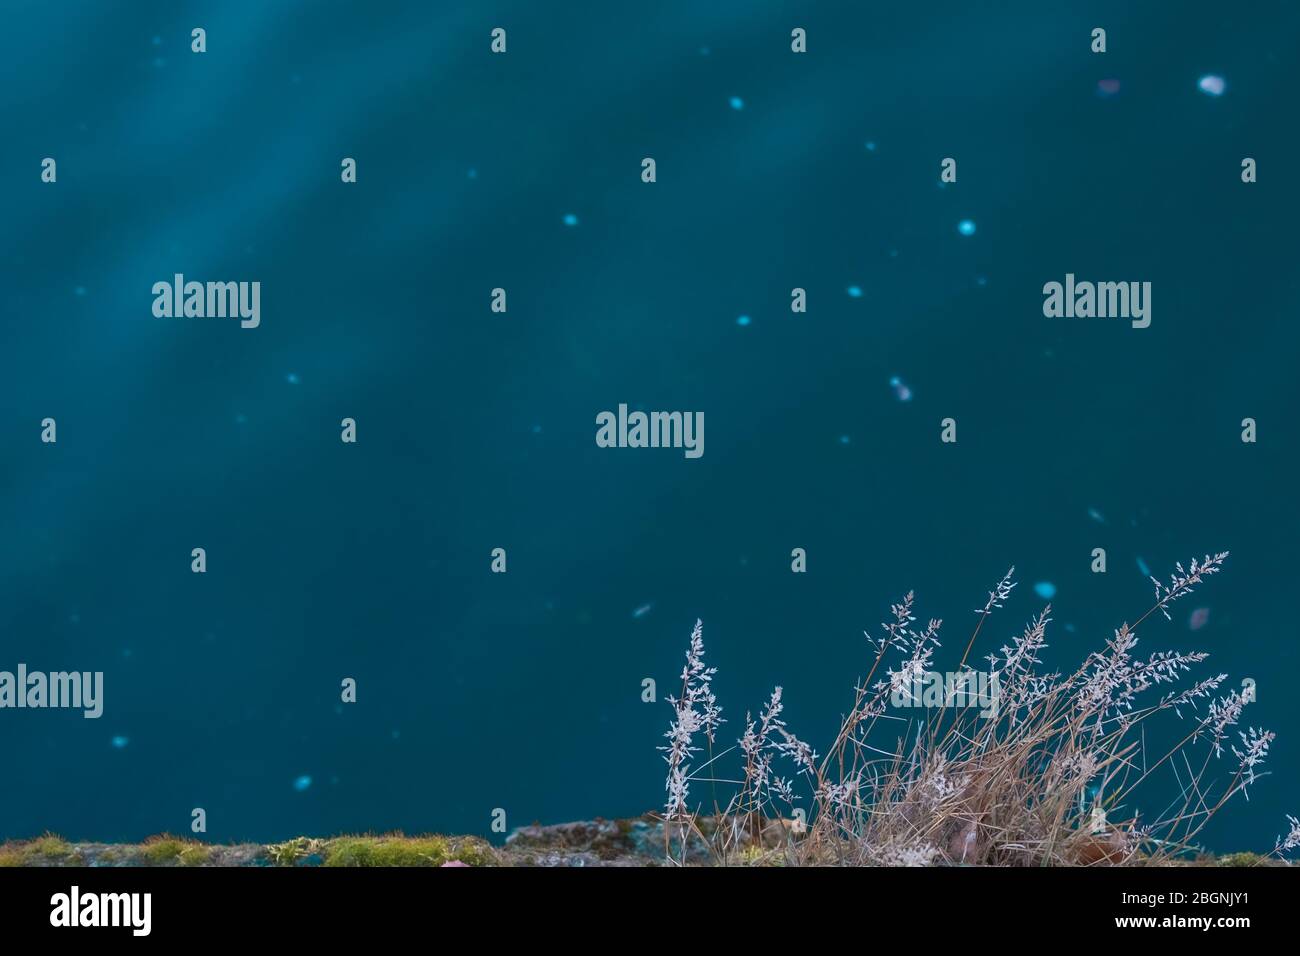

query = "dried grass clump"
[658,552,1297,866]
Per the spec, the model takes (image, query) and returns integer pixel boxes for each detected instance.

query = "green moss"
[1215,852,1266,867]
[321,834,496,867]
[32,835,74,860]
[738,845,765,865]
[729,844,787,867]
[324,835,449,867]
[178,845,212,866]
[445,837,496,867]
[0,834,77,866]
[139,835,210,866]
[267,837,316,866]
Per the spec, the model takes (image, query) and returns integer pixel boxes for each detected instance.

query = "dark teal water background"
[2,1,1297,853]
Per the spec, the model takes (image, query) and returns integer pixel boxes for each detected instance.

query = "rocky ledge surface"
[0,815,685,868]
[0,817,1280,868]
